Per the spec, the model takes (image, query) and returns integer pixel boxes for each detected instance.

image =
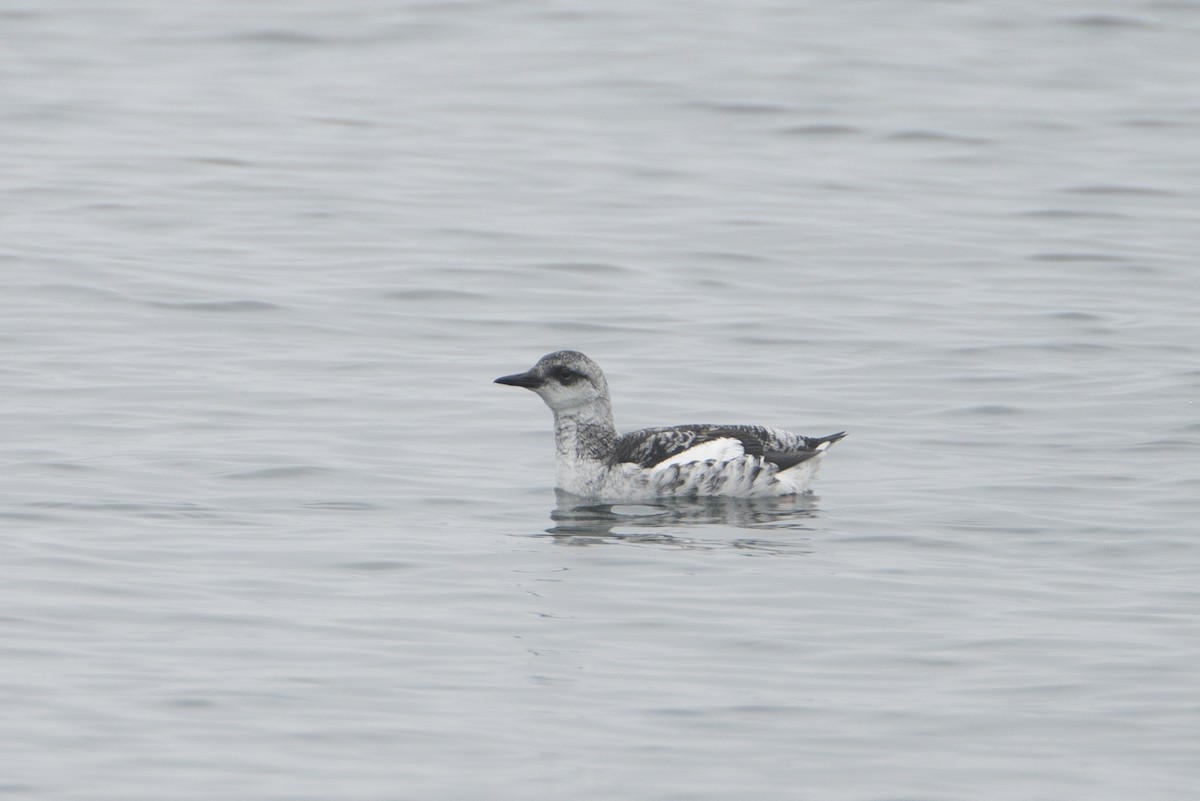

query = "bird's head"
[495,350,610,415]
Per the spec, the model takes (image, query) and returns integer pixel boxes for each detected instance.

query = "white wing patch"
[652,437,745,469]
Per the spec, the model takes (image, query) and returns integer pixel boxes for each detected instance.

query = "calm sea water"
[2,1,1198,799]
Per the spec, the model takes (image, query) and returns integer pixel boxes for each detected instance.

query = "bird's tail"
[812,431,847,451]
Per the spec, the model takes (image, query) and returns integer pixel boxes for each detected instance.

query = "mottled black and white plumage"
[495,350,845,500]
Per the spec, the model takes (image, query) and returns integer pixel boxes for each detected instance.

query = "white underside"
[558,449,827,501]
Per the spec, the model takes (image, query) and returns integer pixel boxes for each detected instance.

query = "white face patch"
[528,355,611,416]
[534,377,604,414]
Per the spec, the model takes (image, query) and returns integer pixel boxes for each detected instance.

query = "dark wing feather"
[611,425,713,468]
[613,424,843,470]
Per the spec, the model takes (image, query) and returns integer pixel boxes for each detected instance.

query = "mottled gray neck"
[552,398,618,464]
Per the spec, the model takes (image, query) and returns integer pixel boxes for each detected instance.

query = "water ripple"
[144,299,281,313]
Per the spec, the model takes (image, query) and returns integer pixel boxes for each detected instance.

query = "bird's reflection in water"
[543,490,822,553]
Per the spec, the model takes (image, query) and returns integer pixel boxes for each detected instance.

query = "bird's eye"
[554,366,580,383]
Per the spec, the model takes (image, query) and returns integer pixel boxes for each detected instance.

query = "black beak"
[494,369,543,389]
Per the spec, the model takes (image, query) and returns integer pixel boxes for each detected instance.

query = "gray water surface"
[2,1,1198,799]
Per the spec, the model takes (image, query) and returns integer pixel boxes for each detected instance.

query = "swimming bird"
[494,350,845,500]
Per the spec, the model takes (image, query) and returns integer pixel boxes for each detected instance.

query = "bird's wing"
[614,425,844,470]
[613,424,770,468]
[613,425,721,468]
